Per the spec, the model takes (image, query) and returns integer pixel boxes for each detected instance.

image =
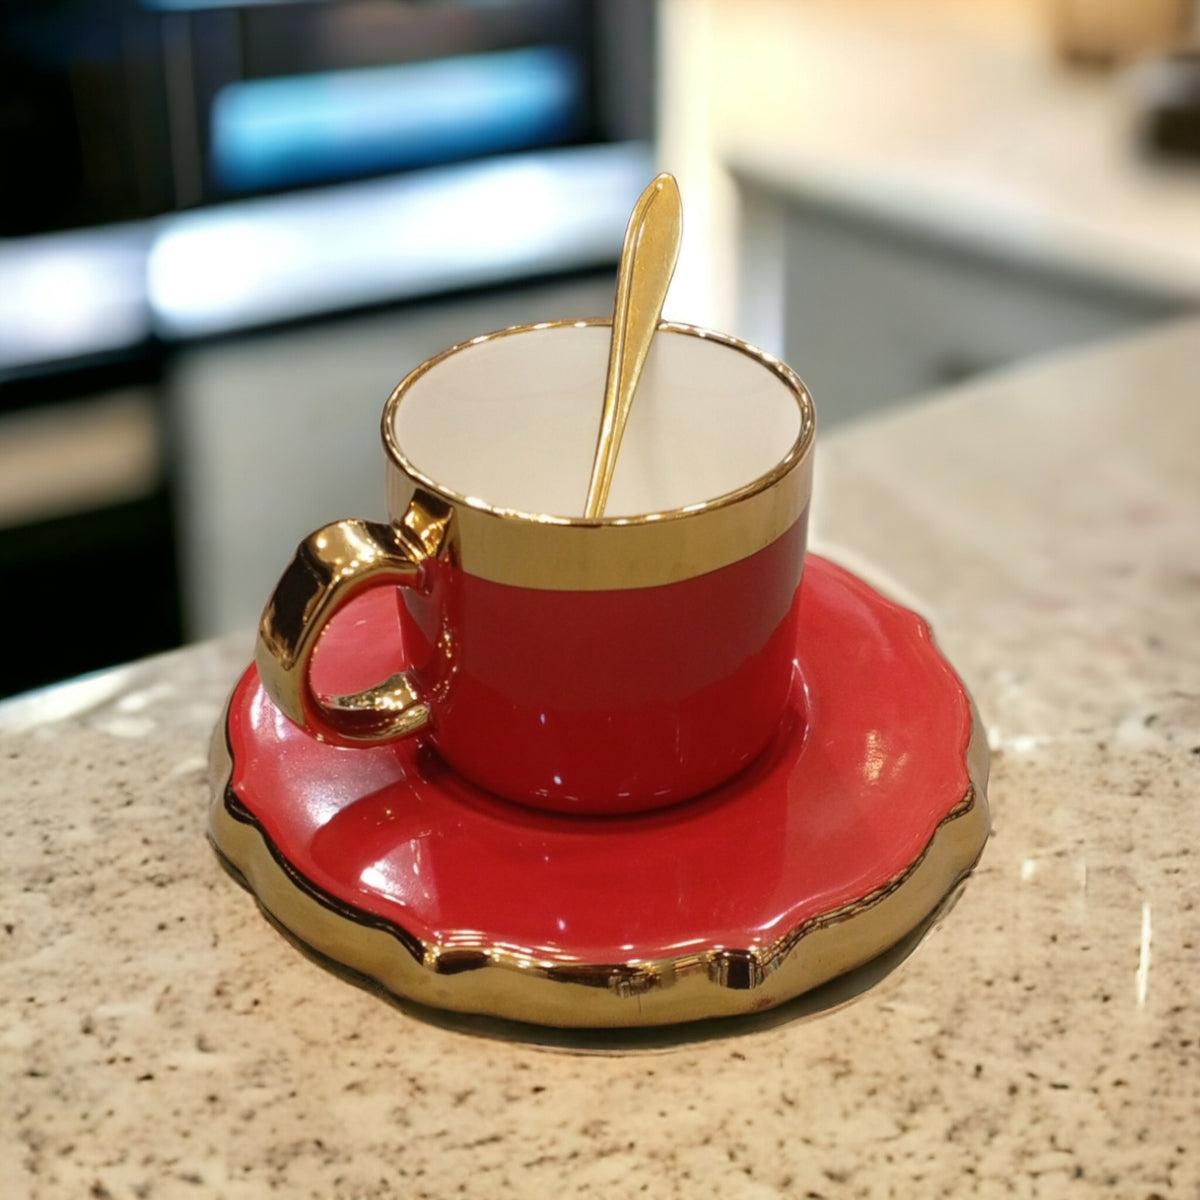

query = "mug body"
[384,320,815,814]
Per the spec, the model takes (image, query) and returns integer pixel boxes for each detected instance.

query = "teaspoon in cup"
[583,172,683,519]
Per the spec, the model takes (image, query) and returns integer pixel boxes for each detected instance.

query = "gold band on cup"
[382,320,816,591]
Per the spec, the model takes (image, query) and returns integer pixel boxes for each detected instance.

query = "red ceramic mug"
[256,319,815,815]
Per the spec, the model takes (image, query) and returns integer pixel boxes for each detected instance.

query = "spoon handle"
[584,172,683,519]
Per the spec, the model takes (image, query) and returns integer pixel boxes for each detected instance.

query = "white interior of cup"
[391,323,805,519]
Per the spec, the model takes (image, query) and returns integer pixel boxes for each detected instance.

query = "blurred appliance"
[0,0,654,697]
[1,0,654,377]
[1134,49,1200,161]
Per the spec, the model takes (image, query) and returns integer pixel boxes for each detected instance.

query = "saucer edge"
[206,687,989,1029]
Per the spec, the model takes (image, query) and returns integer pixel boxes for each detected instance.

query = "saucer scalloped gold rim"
[208,556,990,1029]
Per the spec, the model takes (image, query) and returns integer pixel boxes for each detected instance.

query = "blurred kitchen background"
[2,0,1199,698]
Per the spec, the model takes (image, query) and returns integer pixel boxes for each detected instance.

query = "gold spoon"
[583,172,683,519]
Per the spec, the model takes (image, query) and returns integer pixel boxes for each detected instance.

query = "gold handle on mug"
[255,497,451,745]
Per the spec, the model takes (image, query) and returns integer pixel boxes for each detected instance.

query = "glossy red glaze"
[391,514,808,814]
[226,556,974,965]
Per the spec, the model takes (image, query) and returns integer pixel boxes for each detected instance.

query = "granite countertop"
[3,318,1199,1196]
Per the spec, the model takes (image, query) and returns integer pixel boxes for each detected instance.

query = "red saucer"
[209,556,989,1027]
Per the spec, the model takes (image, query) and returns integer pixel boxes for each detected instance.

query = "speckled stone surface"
[4,319,1199,1198]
